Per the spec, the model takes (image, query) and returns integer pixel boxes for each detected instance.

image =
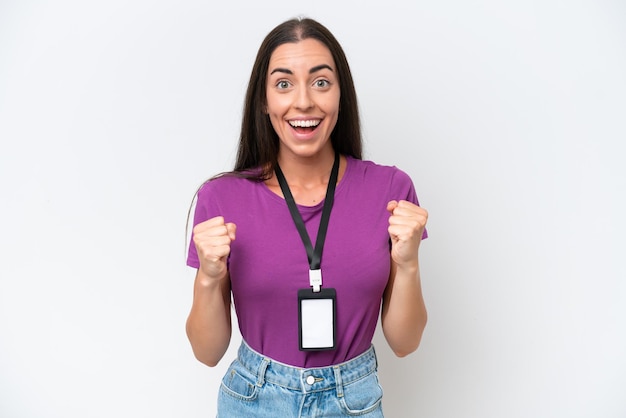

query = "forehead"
[268,38,336,70]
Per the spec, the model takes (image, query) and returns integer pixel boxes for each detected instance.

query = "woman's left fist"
[387,200,428,267]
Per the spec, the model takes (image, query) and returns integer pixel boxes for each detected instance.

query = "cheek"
[321,91,341,116]
[322,96,340,124]
[268,114,285,136]
[266,94,289,117]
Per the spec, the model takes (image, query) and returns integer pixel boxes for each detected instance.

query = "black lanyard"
[275,152,340,278]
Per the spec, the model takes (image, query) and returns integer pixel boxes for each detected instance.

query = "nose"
[294,86,314,110]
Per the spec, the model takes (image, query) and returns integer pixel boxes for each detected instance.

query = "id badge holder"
[298,287,337,351]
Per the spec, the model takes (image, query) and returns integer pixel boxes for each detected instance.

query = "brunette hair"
[186,18,362,250]
[234,17,362,180]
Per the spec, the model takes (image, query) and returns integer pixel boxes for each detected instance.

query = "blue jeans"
[217,341,385,417]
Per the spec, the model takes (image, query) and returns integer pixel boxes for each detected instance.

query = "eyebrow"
[269,64,334,75]
[309,64,334,74]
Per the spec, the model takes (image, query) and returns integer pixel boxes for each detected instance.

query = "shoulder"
[194,173,264,215]
[344,156,418,205]
[346,156,414,187]
[197,173,259,198]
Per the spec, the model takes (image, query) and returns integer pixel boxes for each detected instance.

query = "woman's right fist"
[192,216,237,280]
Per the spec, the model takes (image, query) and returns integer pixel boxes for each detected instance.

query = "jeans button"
[306,375,315,385]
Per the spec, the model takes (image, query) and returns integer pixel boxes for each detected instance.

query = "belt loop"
[256,357,270,387]
[333,366,344,398]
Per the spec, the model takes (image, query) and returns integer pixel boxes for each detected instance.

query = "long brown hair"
[234,17,362,181]
[187,18,363,251]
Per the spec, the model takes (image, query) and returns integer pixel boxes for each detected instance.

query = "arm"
[185,216,236,367]
[381,200,428,357]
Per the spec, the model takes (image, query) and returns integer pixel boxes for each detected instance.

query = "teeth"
[289,120,320,128]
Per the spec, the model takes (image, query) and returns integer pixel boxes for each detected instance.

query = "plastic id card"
[297,288,337,351]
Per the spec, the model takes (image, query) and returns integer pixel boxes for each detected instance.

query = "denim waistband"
[237,341,378,394]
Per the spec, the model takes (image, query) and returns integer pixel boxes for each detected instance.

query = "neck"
[266,148,346,206]
[276,148,336,189]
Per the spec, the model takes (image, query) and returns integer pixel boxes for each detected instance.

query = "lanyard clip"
[309,269,322,293]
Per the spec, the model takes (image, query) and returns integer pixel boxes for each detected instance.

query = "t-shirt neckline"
[261,155,353,211]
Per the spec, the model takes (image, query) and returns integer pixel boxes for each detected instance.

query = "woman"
[186,17,428,417]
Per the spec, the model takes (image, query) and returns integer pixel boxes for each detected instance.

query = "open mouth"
[288,119,321,134]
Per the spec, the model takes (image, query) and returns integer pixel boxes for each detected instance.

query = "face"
[266,38,340,161]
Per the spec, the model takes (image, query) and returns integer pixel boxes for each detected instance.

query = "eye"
[276,80,291,89]
[314,79,330,88]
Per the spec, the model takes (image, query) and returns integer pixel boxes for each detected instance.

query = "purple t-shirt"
[187,156,426,368]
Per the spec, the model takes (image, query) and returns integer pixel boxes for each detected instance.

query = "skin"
[186,38,428,367]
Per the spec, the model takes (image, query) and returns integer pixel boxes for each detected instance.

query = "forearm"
[381,260,427,357]
[186,270,232,367]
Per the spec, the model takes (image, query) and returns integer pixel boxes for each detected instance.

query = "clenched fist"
[387,200,428,269]
[193,216,237,281]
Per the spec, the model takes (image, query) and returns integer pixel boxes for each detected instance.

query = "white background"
[1,1,625,417]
